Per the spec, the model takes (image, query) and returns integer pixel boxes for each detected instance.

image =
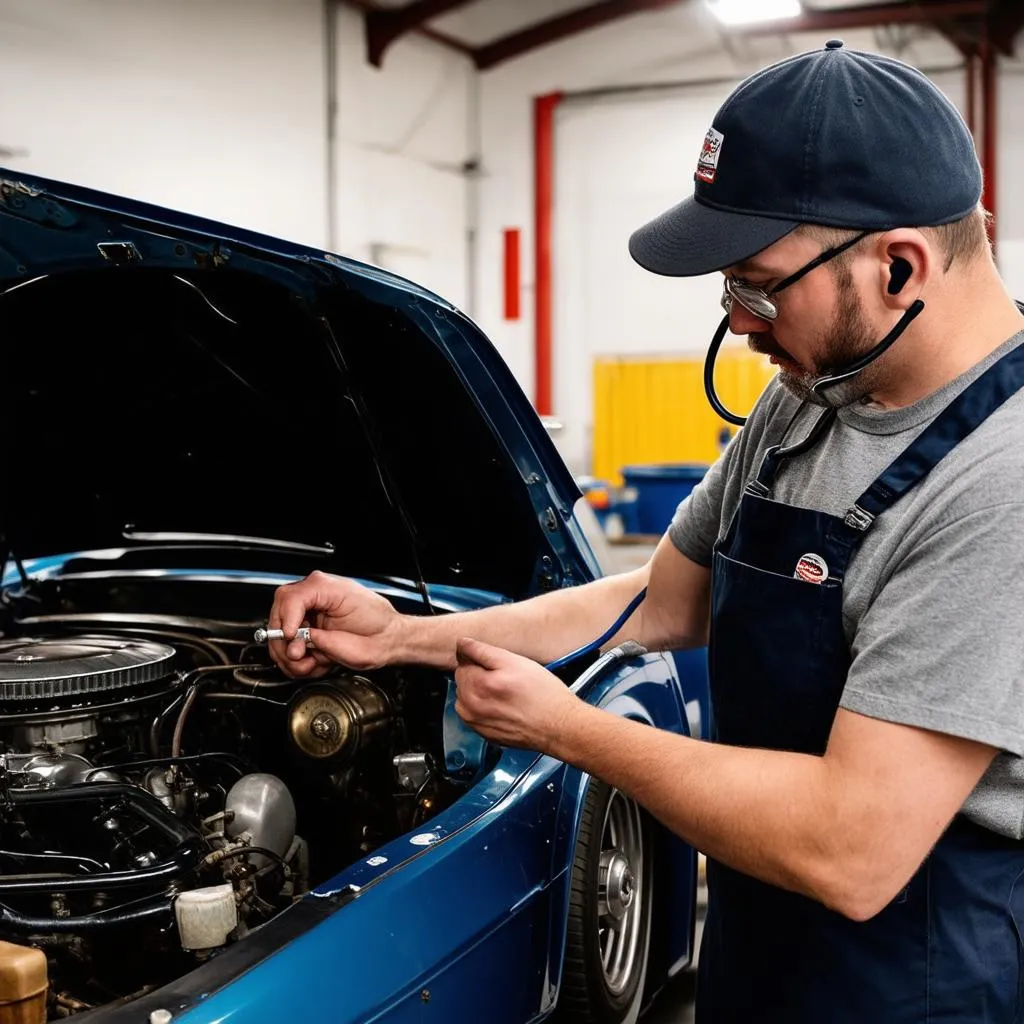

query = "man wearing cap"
[268,42,1024,1021]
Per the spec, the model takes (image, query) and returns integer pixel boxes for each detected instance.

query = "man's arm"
[553,704,996,920]
[402,534,710,665]
[452,641,997,922]
[268,536,710,675]
[619,535,711,652]
[396,564,654,668]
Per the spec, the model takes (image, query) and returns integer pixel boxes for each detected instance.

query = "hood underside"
[0,170,589,598]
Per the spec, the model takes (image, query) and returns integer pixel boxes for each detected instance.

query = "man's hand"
[453,637,582,751]
[266,570,402,677]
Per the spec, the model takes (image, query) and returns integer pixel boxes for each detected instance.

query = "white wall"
[475,3,737,396]
[475,13,1024,473]
[0,0,475,308]
[3,1,1023,478]
[332,3,474,307]
[0,0,329,247]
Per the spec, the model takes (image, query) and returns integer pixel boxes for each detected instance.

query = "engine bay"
[0,596,465,1020]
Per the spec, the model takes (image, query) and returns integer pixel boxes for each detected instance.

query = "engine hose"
[2,784,203,894]
[0,895,174,935]
[85,752,256,782]
[209,846,292,880]
[170,664,258,757]
[0,849,108,873]
[0,842,202,895]
[8,783,198,847]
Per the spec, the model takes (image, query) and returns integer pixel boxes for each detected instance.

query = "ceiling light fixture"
[706,0,803,27]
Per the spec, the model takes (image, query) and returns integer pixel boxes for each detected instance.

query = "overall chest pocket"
[710,551,848,754]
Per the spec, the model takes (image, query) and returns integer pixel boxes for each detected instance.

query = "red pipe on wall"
[981,38,998,254]
[534,92,562,416]
[965,50,977,141]
[503,228,521,321]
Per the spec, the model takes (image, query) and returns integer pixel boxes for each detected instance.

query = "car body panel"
[0,168,700,1023]
[87,651,693,1024]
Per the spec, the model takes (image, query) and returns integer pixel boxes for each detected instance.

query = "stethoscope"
[548,295,926,674]
[703,299,926,427]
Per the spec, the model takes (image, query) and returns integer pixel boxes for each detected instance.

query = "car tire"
[555,780,653,1024]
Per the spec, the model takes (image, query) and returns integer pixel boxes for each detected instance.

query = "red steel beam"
[365,0,476,66]
[986,0,1024,56]
[340,0,473,61]
[735,0,988,35]
[534,93,562,417]
[474,0,681,72]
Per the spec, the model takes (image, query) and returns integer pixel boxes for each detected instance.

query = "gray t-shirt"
[669,331,1024,838]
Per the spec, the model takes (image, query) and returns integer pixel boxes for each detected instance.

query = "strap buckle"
[844,504,875,532]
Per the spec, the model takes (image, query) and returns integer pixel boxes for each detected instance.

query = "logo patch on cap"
[794,553,829,584]
[696,126,725,184]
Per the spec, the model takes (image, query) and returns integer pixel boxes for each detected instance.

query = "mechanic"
[267,42,1024,1022]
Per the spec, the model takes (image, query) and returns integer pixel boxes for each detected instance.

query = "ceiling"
[340,0,1024,70]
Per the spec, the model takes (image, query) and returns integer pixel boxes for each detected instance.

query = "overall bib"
[698,341,1024,1022]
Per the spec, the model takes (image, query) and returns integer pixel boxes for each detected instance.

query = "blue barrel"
[620,463,709,535]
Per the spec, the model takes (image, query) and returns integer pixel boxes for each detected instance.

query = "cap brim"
[628,196,799,277]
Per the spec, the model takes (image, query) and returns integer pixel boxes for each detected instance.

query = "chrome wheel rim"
[596,789,644,996]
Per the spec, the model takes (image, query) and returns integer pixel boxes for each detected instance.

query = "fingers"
[455,636,508,671]
[286,636,309,661]
[266,625,328,679]
[266,572,338,673]
[276,655,330,680]
[271,572,334,636]
[265,572,392,676]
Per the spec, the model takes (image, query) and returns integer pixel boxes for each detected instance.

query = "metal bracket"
[843,505,875,531]
[569,640,648,697]
[97,241,142,265]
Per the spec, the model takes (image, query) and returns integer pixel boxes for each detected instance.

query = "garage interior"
[2,1,1023,1021]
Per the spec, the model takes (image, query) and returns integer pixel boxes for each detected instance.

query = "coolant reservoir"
[174,884,238,951]
[0,939,47,1024]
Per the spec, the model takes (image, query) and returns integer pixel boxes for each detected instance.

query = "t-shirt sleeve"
[667,448,731,567]
[841,500,1024,756]
[668,377,791,567]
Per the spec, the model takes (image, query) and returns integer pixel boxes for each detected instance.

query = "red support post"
[981,37,998,253]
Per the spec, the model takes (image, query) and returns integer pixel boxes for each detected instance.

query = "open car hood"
[0,170,593,598]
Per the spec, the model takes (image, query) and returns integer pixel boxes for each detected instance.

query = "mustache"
[747,334,789,360]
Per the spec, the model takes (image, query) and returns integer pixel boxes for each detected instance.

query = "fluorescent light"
[706,0,802,27]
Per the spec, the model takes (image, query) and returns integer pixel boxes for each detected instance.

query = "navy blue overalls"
[698,340,1024,1023]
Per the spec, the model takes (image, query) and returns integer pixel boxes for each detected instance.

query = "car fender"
[537,652,698,1018]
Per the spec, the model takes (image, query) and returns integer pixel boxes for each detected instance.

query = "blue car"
[0,168,702,1023]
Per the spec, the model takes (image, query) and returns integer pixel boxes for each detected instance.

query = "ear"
[875,230,932,309]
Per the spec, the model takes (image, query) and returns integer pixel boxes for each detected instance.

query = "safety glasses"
[721,229,873,321]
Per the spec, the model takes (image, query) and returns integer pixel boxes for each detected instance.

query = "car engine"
[0,622,461,1020]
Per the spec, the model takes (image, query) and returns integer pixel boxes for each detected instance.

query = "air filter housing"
[0,636,177,709]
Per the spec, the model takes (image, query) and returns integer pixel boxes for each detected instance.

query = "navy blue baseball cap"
[629,40,983,277]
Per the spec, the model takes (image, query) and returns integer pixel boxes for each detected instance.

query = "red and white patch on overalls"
[794,553,829,584]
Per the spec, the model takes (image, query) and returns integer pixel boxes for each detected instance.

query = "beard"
[752,274,885,408]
